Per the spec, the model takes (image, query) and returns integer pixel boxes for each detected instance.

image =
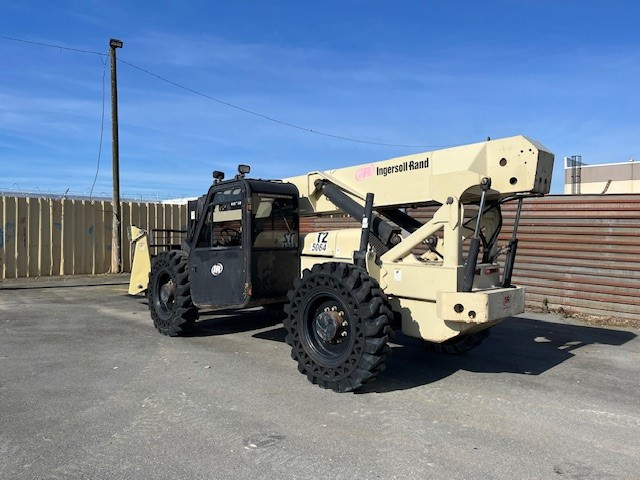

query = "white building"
[564,156,639,194]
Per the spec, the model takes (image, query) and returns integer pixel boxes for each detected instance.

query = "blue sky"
[1,1,639,199]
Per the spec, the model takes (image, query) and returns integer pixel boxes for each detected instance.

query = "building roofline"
[564,157,636,169]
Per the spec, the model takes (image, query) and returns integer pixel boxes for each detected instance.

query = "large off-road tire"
[284,262,394,393]
[423,329,490,354]
[148,250,198,336]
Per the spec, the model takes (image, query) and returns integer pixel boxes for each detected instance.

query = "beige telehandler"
[132,135,554,392]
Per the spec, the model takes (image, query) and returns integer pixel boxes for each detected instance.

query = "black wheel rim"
[154,271,175,320]
[301,288,359,369]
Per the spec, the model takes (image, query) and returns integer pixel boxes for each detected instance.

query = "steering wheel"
[219,227,241,246]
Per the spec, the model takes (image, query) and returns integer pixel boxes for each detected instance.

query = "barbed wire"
[0,187,192,203]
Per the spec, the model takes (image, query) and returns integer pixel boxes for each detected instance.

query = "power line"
[0,35,448,149]
[0,35,105,57]
[89,55,108,200]
[0,36,109,200]
[116,57,446,149]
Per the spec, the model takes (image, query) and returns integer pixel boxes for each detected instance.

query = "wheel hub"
[160,281,175,304]
[314,308,346,343]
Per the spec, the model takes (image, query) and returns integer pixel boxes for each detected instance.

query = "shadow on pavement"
[252,314,636,394]
[184,308,282,337]
[133,301,637,394]
[133,298,282,336]
[358,316,637,393]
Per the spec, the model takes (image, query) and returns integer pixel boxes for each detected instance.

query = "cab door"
[249,192,300,303]
[189,184,250,309]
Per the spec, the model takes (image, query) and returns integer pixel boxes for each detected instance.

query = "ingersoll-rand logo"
[210,263,224,276]
[376,158,429,177]
[355,165,375,181]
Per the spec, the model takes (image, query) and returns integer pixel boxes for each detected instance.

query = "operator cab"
[186,166,300,310]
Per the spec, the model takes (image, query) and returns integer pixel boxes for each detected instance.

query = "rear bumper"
[436,287,525,323]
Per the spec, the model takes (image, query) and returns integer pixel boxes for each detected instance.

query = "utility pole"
[109,38,123,274]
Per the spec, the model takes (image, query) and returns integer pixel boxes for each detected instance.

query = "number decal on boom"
[310,231,329,252]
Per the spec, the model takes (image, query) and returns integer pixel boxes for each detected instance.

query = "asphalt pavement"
[0,277,639,479]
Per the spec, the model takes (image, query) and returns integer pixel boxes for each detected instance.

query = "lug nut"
[341,331,348,337]
[338,311,344,317]
[331,306,338,311]
[342,321,348,327]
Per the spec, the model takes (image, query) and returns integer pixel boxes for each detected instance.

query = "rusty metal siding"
[301,194,640,321]
[0,196,187,279]
[499,195,640,320]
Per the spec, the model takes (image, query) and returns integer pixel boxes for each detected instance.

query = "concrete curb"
[0,274,130,289]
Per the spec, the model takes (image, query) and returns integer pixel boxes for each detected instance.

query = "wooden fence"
[0,196,187,278]
[301,194,640,322]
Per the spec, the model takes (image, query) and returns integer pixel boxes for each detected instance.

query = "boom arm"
[284,135,554,215]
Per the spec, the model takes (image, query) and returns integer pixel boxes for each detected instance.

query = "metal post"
[501,197,523,288]
[462,177,491,292]
[354,193,374,269]
[109,38,123,274]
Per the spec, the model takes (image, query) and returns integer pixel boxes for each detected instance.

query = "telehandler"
[132,135,554,392]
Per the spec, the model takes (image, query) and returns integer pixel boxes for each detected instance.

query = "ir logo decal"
[355,165,374,181]
[210,263,224,276]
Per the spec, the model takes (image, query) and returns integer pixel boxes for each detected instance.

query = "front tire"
[148,250,198,336]
[284,262,394,392]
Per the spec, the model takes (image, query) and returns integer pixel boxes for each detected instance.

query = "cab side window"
[252,194,298,249]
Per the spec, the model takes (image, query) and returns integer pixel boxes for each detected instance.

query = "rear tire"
[423,329,490,354]
[284,262,394,392]
[148,250,198,336]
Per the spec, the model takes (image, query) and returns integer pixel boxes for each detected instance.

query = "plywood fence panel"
[0,196,186,279]
[16,197,28,278]
[51,200,62,276]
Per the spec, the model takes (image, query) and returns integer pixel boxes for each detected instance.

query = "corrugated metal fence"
[0,196,187,278]
[301,194,640,321]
